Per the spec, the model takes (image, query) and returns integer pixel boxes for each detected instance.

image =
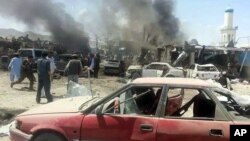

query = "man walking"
[94,53,100,78]
[64,54,83,84]
[8,53,22,84]
[47,52,57,80]
[11,56,35,90]
[36,52,53,103]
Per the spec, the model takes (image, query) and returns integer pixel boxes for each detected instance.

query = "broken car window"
[101,86,163,116]
[165,88,216,119]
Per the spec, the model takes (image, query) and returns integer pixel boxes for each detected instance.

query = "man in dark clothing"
[217,71,233,90]
[11,56,35,90]
[64,54,83,84]
[94,53,100,78]
[36,52,53,103]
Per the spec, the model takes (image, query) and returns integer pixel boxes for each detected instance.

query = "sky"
[0,0,249,46]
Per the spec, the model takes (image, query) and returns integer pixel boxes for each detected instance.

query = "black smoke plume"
[0,0,89,53]
[153,0,180,40]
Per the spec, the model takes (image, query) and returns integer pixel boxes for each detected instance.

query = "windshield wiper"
[78,97,99,110]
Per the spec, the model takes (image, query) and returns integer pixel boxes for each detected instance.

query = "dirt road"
[0,70,124,141]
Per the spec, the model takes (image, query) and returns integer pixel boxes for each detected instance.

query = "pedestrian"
[8,53,22,84]
[88,53,95,77]
[11,56,35,90]
[94,53,100,78]
[217,71,233,90]
[64,54,83,85]
[47,52,57,81]
[36,52,53,103]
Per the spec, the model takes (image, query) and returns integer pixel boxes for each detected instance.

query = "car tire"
[33,132,66,141]
[131,72,141,80]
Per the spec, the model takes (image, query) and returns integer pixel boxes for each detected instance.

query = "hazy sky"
[0,0,249,45]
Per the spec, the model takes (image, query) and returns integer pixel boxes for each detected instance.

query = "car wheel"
[33,133,66,141]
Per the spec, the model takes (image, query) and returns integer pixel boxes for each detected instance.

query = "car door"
[187,64,195,78]
[156,87,231,141]
[142,64,157,77]
[81,85,163,141]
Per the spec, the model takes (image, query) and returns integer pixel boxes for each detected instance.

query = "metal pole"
[88,70,93,98]
[239,49,248,74]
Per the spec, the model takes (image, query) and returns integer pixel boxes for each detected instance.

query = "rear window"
[197,66,217,71]
[19,50,32,57]
[34,51,43,58]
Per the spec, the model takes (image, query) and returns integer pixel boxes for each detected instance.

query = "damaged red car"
[10,78,250,141]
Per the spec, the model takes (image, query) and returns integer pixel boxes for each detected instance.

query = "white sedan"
[186,64,221,80]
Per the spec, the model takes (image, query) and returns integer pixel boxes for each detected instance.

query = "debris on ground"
[0,123,11,137]
[66,81,92,97]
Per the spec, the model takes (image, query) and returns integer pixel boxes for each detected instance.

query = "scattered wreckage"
[9,77,250,141]
[103,60,124,75]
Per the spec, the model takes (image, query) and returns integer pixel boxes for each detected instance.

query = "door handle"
[140,124,153,132]
[209,129,223,137]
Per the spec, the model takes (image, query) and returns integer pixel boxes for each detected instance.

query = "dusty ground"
[0,70,250,141]
[0,70,124,141]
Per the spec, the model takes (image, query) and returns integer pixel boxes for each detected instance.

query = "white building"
[220,7,238,46]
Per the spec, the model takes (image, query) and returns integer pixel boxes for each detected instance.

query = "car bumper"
[9,127,32,141]
[125,72,131,78]
[104,68,120,74]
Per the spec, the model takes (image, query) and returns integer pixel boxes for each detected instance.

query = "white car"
[142,62,184,78]
[187,64,221,80]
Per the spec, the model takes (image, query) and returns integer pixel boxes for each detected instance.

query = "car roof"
[132,77,215,88]
[19,48,47,51]
[195,64,215,67]
[150,62,170,65]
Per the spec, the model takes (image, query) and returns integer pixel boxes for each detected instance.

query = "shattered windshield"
[211,87,250,118]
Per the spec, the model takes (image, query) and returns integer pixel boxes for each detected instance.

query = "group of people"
[64,53,100,85]
[8,52,101,104]
[8,52,56,103]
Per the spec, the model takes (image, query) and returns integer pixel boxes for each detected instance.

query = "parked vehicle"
[127,62,184,79]
[0,55,9,70]
[103,60,121,75]
[54,54,74,75]
[18,48,50,60]
[186,64,221,80]
[54,54,87,77]
[125,65,142,79]
[18,48,50,71]
[9,77,250,141]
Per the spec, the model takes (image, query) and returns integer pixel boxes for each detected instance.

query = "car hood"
[19,96,93,116]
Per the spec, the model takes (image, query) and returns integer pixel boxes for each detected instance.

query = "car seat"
[133,87,155,114]
[193,94,216,118]
[165,94,183,116]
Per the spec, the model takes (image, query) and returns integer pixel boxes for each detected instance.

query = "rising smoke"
[99,0,184,46]
[0,0,89,53]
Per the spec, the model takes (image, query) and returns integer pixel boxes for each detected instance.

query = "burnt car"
[54,54,73,75]
[10,77,250,141]
[126,62,184,79]
[54,54,87,77]
[103,60,121,75]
